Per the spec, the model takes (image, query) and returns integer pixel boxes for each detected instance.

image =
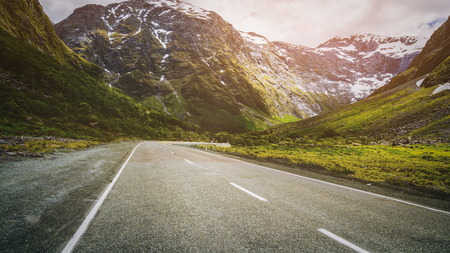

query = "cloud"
[40,0,118,23]
[40,0,450,47]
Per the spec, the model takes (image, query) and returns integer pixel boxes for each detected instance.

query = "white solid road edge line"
[61,142,143,253]
[180,146,450,215]
[230,182,268,202]
[318,228,370,253]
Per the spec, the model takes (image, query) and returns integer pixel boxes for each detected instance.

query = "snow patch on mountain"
[416,78,426,87]
[240,32,268,45]
[147,0,211,20]
[152,28,172,49]
[133,26,142,36]
[319,34,427,59]
[365,39,426,59]
[432,83,450,95]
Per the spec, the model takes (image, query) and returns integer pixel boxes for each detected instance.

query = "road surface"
[64,141,449,252]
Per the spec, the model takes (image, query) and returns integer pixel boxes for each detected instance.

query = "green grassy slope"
[206,143,449,193]
[216,76,448,146]
[203,18,450,193]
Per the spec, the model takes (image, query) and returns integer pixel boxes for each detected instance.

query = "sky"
[40,0,450,47]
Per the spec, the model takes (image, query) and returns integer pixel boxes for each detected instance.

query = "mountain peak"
[145,0,181,3]
[150,0,181,3]
[240,31,269,45]
[128,0,181,3]
[319,34,426,48]
[317,33,426,59]
[103,0,212,21]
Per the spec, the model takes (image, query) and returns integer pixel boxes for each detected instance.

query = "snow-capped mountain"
[274,34,426,102]
[55,0,426,131]
[374,16,450,94]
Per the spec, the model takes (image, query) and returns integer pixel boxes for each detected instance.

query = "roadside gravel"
[0,141,139,252]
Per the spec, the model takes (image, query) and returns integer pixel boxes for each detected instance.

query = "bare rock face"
[55,0,425,131]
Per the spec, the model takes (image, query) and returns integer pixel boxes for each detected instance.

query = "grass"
[203,143,450,193]
[0,138,100,154]
[272,114,301,124]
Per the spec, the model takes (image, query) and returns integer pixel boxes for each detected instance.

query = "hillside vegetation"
[203,16,450,193]
[0,0,96,69]
[272,80,449,143]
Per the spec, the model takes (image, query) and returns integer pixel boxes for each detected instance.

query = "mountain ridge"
[274,33,425,102]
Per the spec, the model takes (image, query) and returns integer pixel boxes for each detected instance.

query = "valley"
[0,0,449,252]
[0,0,448,191]
[0,0,448,189]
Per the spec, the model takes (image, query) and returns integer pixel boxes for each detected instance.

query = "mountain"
[0,0,204,141]
[259,18,450,144]
[55,0,425,132]
[275,34,425,103]
[373,16,450,95]
[55,0,316,132]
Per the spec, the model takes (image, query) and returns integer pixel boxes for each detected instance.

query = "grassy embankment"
[203,143,449,193]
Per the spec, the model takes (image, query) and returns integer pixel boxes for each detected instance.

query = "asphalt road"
[64,142,450,252]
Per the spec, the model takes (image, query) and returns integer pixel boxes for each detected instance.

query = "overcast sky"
[40,0,449,47]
